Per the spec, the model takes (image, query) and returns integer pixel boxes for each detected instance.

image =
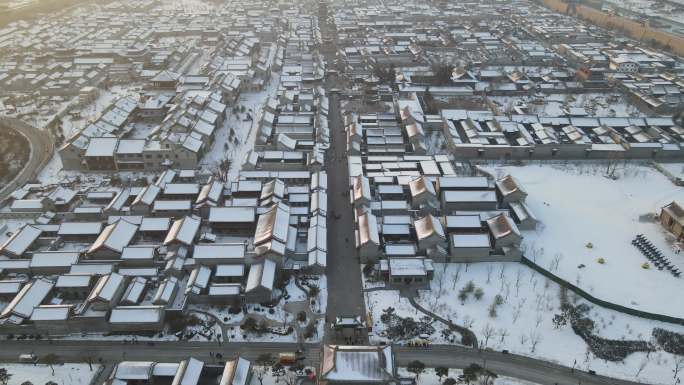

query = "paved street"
[0,340,320,366]
[323,89,367,343]
[320,6,368,344]
[0,340,648,385]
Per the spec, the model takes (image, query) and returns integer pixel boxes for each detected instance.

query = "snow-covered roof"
[116,139,145,154]
[321,345,395,383]
[121,246,156,260]
[486,213,521,240]
[164,216,201,246]
[414,214,445,240]
[154,200,192,212]
[496,175,527,198]
[0,279,24,295]
[85,137,118,157]
[88,219,138,254]
[208,207,256,223]
[408,176,435,197]
[208,283,242,297]
[254,203,290,245]
[451,233,491,248]
[388,257,432,277]
[1,277,54,319]
[438,176,489,189]
[175,357,204,385]
[220,357,251,385]
[140,217,171,232]
[121,277,147,304]
[245,259,276,292]
[133,185,161,206]
[30,251,79,268]
[384,244,417,257]
[442,190,497,203]
[0,225,41,256]
[445,215,482,229]
[30,304,72,321]
[193,243,245,263]
[357,212,380,246]
[88,272,124,302]
[164,183,200,195]
[109,306,163,324]
[197,180,224,204]
[55,274,92,288]
[215,264,245,277]
[58,222,103,236]
[153,276,178,305]
[352,175,372,203]
[114,361,154,380]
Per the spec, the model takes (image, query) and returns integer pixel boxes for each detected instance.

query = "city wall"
[541,0,684,57]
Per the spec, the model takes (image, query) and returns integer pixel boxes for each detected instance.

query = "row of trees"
[0,353,62,385]
[406,361,498,385]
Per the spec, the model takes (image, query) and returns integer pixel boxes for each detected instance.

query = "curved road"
[0,340,647,385]
[0,117,54,202]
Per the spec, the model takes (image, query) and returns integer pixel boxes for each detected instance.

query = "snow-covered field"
[483,162,684,318]
[366,262,684,385]
[1,363,101,385]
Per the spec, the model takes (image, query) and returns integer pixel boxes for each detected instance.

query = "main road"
[0,340,647,385]
[323,86,367,342]
[0,117,54,202]
[321,4,367,344]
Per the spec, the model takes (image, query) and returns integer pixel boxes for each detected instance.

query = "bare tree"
[486,265,493,284]
[550,253,563,272]
[514,268,523,296]
[498,328,509,343]
[529,331,543,353]
[283,370,298,385]
[253,366,268,385]
[451,265,462,290]
[504,282,511,302]
[635,357,648,378]
[436,267,446,300]
[42,354,59,376]
[535,313,543,328]
[255,353,274,385]
[673,356,684,384]
[481,324,496,348]
[512,307,522,324]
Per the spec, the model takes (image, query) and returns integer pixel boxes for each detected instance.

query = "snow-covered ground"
[366,262,684,385]
[489,93,643,117]
[58,85,138,138]
[657,162,684,182]
[190,274,327,343]
[200,70,281,181]
[397,367,540,385]
[1,363,101,385]
[482,162,684,318]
